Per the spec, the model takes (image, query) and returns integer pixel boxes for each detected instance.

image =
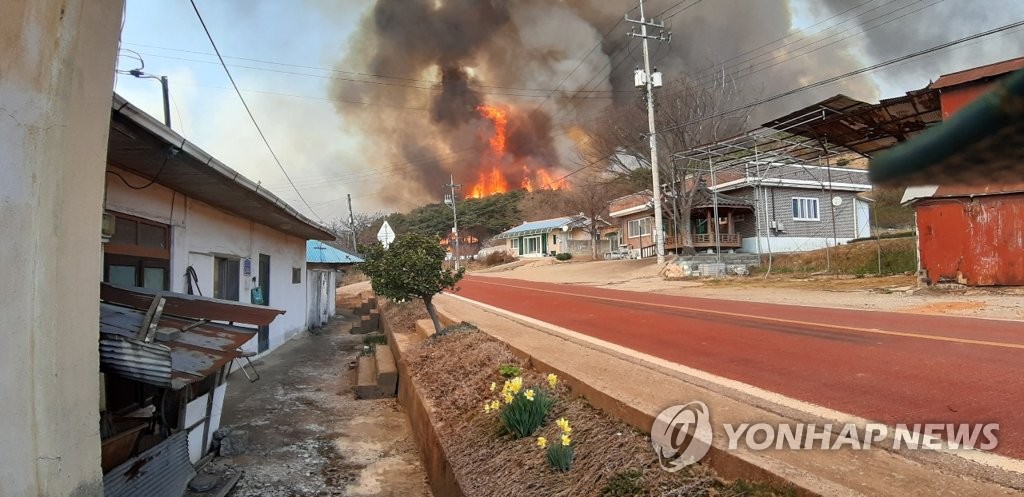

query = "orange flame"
[467,104,567,199]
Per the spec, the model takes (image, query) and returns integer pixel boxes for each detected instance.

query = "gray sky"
[115,0,1024,218]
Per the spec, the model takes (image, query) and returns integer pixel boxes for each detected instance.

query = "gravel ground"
[187,314,431,497]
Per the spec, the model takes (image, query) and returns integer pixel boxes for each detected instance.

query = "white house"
[494,215,608,257]
[103,94,335,356]
[306,241,363,329]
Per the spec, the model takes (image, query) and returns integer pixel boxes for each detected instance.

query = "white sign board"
[377,220,396,249]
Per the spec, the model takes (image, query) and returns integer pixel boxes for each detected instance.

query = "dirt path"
[194,316,431,497]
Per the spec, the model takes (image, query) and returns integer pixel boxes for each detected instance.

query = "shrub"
[481,250,517,267]
[498,364,521,378]
[555,252,573,261]
[601,469,644,496]
[499,382,552,438]
[541,417,574,471]
[546,441,574,471]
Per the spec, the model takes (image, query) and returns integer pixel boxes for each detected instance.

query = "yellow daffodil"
[508,376,523,394]
[561,434,571,446]
[547,373,558,388]
[525,389,535,401]
[489,400,500,411]
[484,402,491,413]
[537,437,548,448]
[503,393,514,404]
[556,417,572,433]
[489,382,496,392]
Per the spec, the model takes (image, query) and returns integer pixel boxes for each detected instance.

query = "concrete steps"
[342,294,380,334]
[355,342,398,399]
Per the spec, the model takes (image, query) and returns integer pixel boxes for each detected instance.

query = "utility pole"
[129,70,171,128]
[347,193,357,251]
[444,175,462,270]
[626,0,670,265]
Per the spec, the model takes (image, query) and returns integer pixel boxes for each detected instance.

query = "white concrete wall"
[105,166,309,355]
[305,269,336,329]
[0,2,123,496]
[741,236,854,254]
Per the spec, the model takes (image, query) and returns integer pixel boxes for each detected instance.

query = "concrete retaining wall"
[381,306,465,497]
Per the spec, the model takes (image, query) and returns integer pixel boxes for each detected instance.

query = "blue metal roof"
[306,240,364,264]
[495,216,576,239]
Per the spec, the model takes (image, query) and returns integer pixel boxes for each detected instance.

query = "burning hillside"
[469,105,567,199]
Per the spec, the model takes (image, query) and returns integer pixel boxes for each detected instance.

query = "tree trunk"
[423,295,443,335]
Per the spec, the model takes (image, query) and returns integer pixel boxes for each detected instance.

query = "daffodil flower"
[537,436,547,448]
[489,382,496,392]
[524,389,535,401]
[547,373,558,388]
[484,402,491,413]
[561,434,571,446]
[556,417,571,433]
[489,400,501,411]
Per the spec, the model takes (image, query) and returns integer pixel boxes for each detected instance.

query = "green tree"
[359,233,465,334]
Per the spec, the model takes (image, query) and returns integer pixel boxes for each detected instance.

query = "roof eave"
[111,94,334,241]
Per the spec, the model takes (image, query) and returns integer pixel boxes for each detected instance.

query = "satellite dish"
[831,196,843,207]
[561,225,569,232]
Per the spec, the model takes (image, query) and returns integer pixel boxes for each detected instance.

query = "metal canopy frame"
[672,91,943,178]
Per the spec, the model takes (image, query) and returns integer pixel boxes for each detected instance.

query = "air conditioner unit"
[776,222,785,232]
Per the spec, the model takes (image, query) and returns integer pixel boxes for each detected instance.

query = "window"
[792,197,820,221]
[510,238,520,254]
[627,217,653,238]
[292,267,302,284]
[524,235,542,254]
[213,257,240,301]
[104,212,170,290]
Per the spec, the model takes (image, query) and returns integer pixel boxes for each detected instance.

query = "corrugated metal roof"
[495,216,577,239]
[103,431,194,497]
[102,283,284,326]
[100,303,256,389]
[930,57,1024,89]
[307,240,364,264]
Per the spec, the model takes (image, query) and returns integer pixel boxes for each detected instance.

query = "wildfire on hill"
[468,104,568,199]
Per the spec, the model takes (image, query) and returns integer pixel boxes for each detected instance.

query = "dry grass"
[754,237,917,276]
[401,325,793,497]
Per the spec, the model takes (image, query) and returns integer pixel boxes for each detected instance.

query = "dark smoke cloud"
[328,0,1018,210]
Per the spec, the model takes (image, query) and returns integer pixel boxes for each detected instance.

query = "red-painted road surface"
[454,276,1024,459]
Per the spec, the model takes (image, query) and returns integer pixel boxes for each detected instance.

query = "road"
[454,275,1024,459]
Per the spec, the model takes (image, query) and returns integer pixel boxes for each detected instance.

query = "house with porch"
[494,215,609,257]
[608,164,873,258]
[104,93,335,356]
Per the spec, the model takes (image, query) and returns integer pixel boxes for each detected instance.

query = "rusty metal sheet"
[102,431,194,497]
[102,282,284,326]
[100,303,256,389]
[915,193,1024,286]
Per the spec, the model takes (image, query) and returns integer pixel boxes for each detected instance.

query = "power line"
[546,18,1024,189]
[684,0,879,81]
[188,0,323,222]
[659,19,1024,136]
[125,41,632,95]
[699,0,946,88]
[131,50,625,99]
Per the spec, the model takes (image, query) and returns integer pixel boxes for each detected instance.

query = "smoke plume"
[328,0,1019,209]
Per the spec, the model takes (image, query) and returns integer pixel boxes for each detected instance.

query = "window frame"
[213,256,240,301]
[791,197,821,221]
[627,217,653,238]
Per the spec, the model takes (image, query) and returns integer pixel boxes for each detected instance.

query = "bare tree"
[327,211,388,252]
[565,168,634,258]
[579,71,750,253]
